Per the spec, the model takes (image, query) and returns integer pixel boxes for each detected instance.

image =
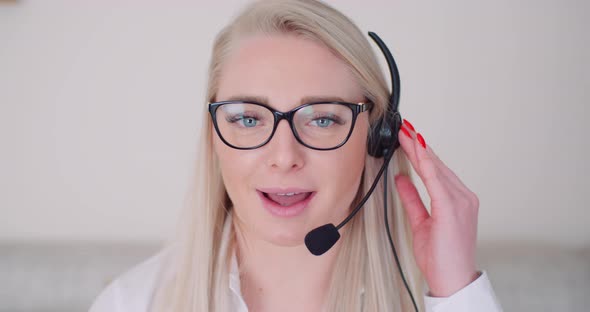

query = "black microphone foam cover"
[305,223,340,256]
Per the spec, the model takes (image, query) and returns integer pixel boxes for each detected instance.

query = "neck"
[233,218,343,312]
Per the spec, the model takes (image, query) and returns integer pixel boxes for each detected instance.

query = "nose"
[264,119,305,172]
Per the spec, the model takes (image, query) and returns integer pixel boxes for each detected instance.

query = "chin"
[263,224,307,247]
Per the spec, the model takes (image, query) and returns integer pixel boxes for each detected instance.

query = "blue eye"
[226,115,260,128]
[241,117,258,127]
[311,118,334,128]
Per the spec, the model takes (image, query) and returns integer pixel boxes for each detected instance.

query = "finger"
[397,123,422,183]
[411,131,473,200]
[426,146,470,192]
[397,121,450,203]
[401,120,478,221]
[398,122,417,163]
[398,119,435,181]
[399,119,458,204]
[403,119,466,191]
[394,174,430,230]
[406,129,449,200]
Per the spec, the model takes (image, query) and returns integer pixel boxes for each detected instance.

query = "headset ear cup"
[367,119,384,158]
[391,111,402,152]
[367,111,402,158]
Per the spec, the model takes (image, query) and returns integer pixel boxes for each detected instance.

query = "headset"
[304,31,419,311]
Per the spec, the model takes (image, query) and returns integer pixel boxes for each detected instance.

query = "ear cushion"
[390,111,402,152]
[367,109,402,158]
[367,118,385,158]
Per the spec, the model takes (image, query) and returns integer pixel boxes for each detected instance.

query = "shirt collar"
[227,214,249,311]
[229,250,242,296]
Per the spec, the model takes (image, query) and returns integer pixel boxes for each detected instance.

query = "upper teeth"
[276,192,300,196]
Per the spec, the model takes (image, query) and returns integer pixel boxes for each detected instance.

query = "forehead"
[216,33,364,109]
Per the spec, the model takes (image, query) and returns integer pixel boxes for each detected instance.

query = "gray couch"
[1,242,589,311]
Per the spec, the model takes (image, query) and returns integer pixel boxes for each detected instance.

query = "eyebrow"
[225,95,352,105]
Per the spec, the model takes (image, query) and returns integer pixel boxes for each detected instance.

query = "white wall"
[1,0,588,246]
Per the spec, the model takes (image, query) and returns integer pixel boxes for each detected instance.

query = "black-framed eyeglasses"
[208,100,373,151]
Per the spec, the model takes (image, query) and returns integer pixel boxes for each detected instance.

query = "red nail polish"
[403,119,416,132]
[417,133,426,149]
[400,126,412,139]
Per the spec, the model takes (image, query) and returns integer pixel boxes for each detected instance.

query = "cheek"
[339,116,369,171]
[316,117,369,200]
[213,134,252,200]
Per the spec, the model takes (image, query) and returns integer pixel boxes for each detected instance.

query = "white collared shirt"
[89,248,503,312]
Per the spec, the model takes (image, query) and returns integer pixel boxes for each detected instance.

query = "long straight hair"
[150,0,425,311]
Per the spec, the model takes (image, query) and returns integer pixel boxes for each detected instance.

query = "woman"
[90,0,502,311]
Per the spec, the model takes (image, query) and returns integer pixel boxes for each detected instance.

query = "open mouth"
[256,189,316,218]
[262,191,313,207]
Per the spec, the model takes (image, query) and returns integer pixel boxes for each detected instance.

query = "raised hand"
[394,119,481,297]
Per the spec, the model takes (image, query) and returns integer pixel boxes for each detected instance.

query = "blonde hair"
[151,0,425,311]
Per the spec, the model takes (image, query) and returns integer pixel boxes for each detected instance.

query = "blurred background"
[1,0,588,311]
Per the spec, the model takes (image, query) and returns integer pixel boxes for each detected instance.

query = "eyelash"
[310,114,345,125]
[225,113,262,123]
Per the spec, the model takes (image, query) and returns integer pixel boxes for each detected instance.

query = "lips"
[256,188,315,218]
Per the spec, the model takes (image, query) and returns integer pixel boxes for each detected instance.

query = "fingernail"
[400,126,412,139]
[417,133,426,149]
[403,119,416,132]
